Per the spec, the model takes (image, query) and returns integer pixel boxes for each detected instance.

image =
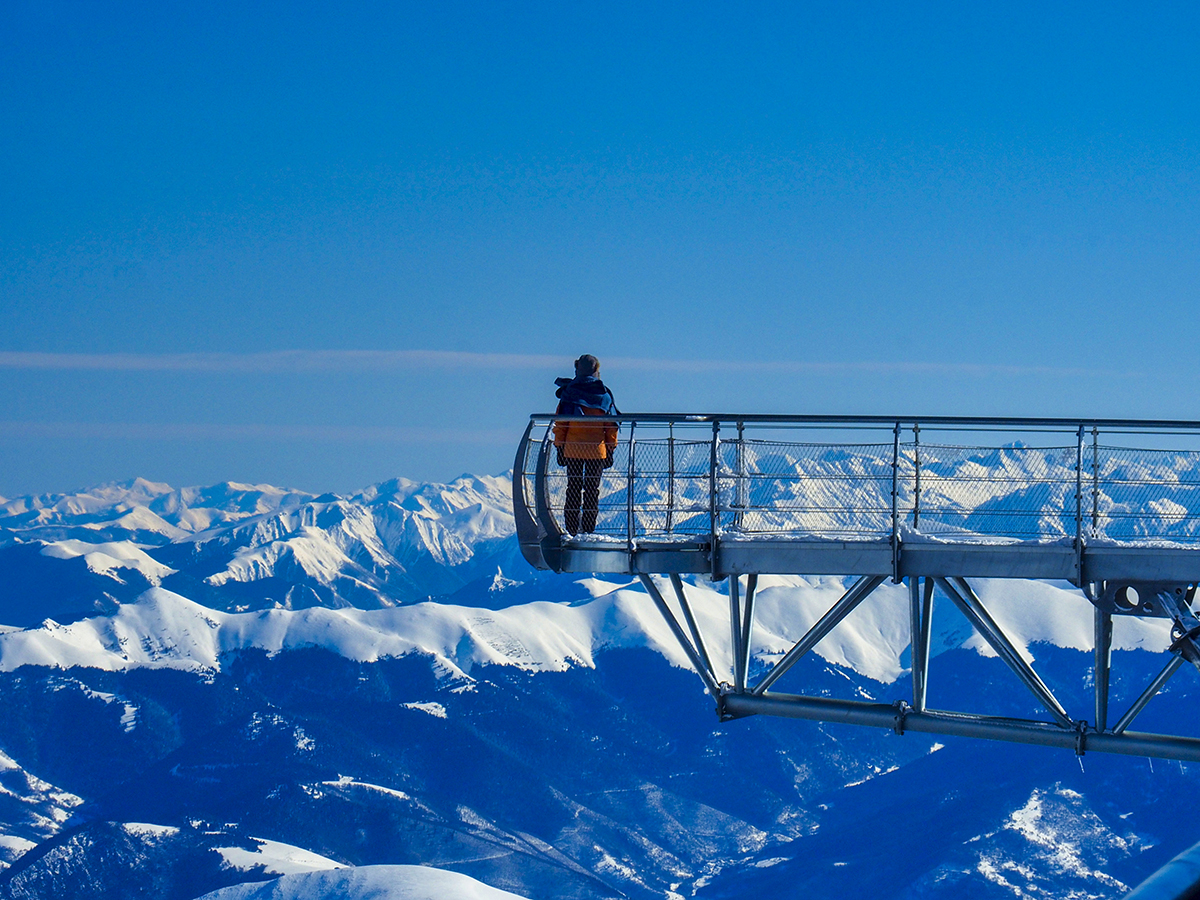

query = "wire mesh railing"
[520,416,1200,547]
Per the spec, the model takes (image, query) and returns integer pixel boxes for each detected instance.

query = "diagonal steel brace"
[639,574,721,697]
[936,577,1073,728]
[752,574,886,696]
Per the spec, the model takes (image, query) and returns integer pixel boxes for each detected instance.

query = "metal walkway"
[514,415,1200,762]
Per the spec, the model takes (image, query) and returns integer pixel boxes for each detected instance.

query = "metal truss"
[643,571,1200,762]
[513,413,1200,761]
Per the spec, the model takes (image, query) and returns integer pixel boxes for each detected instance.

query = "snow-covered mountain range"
[0,474,527,624]
[0,472,1196,900]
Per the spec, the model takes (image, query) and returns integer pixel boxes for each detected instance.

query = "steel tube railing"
[525,414,1200,547]
[532,413,1200,429]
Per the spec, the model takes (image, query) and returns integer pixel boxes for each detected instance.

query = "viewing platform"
[513,415,1200,762]
[514,414,1200,587]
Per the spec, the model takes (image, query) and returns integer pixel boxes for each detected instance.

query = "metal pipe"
[752,575,886,695]
[669,574,715,680]
[533,428,562,541]
[1094,607,1113,732]
[891,422,900,582]
[910,576,933,713]
[735,421,746,532]
[1091,426,1100,534]
[638,575,720,697]
[626,421,636,547]
[511,420,541,564]
[739,573,758,690]
[729,575,744,691]
[666,423,675,534]
[912,423,921,529]
[530,413,1200,430]
[721,692,1200,762]
[909,576,921,710]
[938,577,1073,728]
[1075,425,1084,568]
[1113,655,1185,735]
[709,420,720,578]
[919,576,934,711]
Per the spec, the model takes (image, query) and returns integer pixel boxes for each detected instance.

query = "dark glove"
[556,447,567,467]
[603,452,616,469]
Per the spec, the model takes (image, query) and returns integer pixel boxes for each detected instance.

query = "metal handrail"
[532,413,1200,430]
[521,414,1200,552]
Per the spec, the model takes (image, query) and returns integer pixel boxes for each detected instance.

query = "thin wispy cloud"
[0,350,561,373]
[0,421,512,444]
[0,350,1131,379]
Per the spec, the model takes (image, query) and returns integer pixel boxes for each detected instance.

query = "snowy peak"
[39,540,176,586]
[0,478,315,542]
[0,473,526,615]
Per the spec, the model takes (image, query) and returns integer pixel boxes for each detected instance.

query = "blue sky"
[3,2,1200,495]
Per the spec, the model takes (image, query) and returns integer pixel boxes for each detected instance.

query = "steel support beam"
[729,575,744,691]
[752,575,886,695]
[1113,655,1185,735]
[639,575,721,697]
[669,574,715,682]
[738,574,758,691]
[910,576,934,713]
[937,577,1073,728]
[722,692,1200,763]
[1095,608,1113,732]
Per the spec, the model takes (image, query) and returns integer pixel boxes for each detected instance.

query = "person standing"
[553,355,619,535]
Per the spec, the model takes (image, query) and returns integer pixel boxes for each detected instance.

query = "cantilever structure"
[513,414,1200,761]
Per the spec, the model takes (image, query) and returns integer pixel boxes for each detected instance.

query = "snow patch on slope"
[72,683,140,732]
[216,837,345,877]
[196,864,530,900]
[39,540,176,585]
[122,822,179,839]
[976,787,1144,896]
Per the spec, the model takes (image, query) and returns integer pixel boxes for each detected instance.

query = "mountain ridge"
[0,471,1196,900]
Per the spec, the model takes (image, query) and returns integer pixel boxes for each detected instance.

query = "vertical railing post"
[735,420,746,531]
[891,422,901,583]
[532,426,565,570]
[1091,426,1100,536]
[626,420,637,548]
[710,420,721,579]
[1075,425,1084,545]
[1075,425,1085,582]
[666,422,675,535]
[912,423,921,530]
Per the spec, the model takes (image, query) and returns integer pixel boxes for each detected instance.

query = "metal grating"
[529,418,1200,546]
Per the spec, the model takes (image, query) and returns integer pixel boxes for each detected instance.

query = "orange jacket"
[554,407,618,461]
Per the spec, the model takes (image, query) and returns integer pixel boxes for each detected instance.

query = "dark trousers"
[564,458,604,534]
